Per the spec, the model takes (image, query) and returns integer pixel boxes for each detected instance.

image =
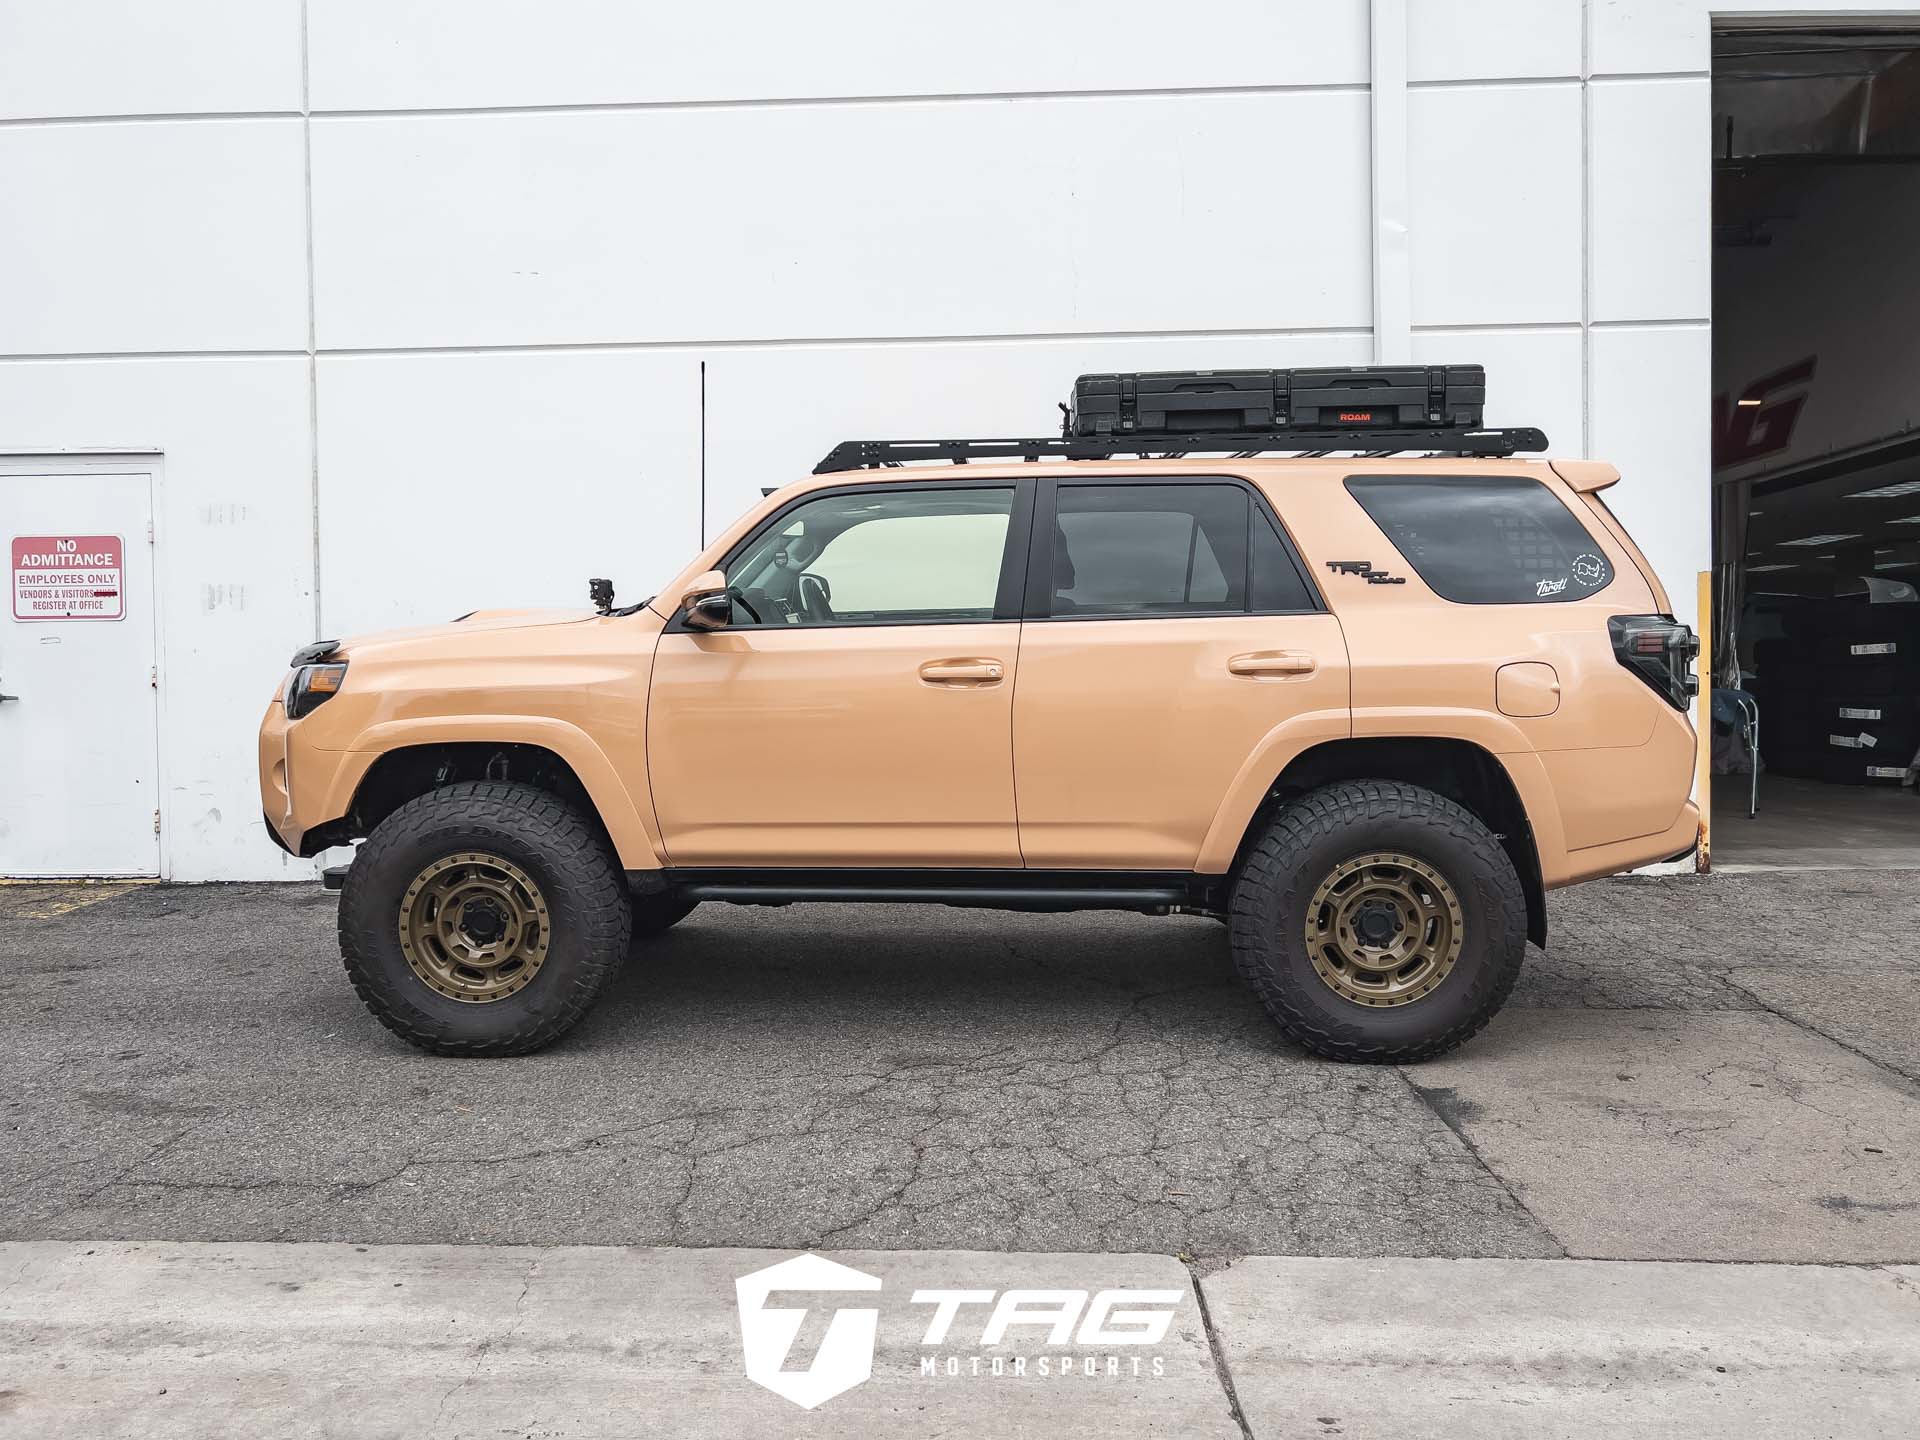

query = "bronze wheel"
[397,850,552,1003]
[1231,782,1526,1062]
[342,783,630,1056]
[1302,850,1463,1008]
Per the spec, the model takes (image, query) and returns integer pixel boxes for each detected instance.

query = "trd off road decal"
[1325,559,1406,585]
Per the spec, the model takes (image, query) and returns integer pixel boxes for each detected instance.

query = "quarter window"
[724,487,1012,627]
[1251,510,1315,612]
[1344,475,1615,605]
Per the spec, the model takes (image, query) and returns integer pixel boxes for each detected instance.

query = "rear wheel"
[1229,780,1525,1063]
[338,781,631,1056]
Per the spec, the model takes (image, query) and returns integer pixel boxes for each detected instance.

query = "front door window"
[725,488,1014,627]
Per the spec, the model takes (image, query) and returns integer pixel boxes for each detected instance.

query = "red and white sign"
[11,534,125,621]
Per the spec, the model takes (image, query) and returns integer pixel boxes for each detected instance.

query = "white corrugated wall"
[0,0,1874,878]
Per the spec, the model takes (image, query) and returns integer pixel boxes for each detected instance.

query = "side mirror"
[680,569,731,631]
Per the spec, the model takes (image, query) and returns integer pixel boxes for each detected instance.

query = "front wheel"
[338,782,631,1057]
[1229,780,1526,1063]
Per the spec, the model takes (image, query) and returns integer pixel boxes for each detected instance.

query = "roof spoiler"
[1550,460,1620,493]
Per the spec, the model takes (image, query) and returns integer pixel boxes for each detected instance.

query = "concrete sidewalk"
[4,1241,1917,1439]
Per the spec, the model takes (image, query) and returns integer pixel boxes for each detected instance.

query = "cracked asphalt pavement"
[4,870,1919,1262]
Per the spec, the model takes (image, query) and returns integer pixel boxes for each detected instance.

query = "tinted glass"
[1251,511,1315,611]
[1052,484,1248,617]
[726,487,1012,626]
[1344,475,1615,604]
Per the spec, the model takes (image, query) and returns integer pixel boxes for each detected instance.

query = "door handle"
[0,693,16,703]
[1228,652,1316,678]
[919,659,1005,684]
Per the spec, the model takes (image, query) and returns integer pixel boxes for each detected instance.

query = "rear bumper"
[1552,799,1701,887]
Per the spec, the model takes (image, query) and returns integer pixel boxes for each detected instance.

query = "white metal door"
[0,471,160,876]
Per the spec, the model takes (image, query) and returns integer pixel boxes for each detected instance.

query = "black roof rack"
[813,426,1549,474]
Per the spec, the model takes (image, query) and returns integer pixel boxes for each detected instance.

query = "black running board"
[654,868,1220,915]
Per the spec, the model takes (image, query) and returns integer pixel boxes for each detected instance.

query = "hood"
[331,607,596,657]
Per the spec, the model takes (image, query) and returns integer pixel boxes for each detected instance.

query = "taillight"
[1608,615,1698,711]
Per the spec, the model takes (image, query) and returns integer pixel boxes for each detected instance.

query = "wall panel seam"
[1591,319,1710,332]
[0,111,303,129]
[305,82,1373,118]
[1368,0,1410,363]
[1580,0,1593,458]
[301,0,322,637]
[0,327,1375,365]
[1413,321,1583,334]
[0,81,1375,129]
[1587,71,1710,85]
[1409,70,1706,92]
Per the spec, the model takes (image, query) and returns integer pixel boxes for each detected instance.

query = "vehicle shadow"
[578,903,1270,1053]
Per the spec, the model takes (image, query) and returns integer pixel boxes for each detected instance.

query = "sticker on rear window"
[1839,706,1883,720]
[1343,475,1615,606]
[1852,642,1897,656]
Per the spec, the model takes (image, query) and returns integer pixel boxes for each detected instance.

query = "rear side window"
[1047,482,1317,618]
[1344,475,1614,604]
[1053,484,1246,616]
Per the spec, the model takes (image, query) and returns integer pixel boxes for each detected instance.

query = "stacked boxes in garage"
[1755,599,1920,784]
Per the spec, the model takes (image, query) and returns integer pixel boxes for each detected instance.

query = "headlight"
[285,662,348,719]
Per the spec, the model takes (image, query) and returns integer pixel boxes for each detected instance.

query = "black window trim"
[665,476,1035,633]
[1341,471,1617,607]
[1022,473,1327,623]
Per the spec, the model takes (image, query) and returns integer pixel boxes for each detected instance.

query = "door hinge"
[153,809,161,834]
[146,519,155,543]
[150,665,157,688]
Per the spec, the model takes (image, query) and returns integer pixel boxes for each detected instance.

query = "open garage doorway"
[1712,22,1920,869]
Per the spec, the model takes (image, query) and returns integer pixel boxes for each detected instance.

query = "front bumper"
[259,699,300,852]
[259,697,362,857]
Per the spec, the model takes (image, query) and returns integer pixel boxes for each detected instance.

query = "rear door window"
[1053,484,1245,616]
[1044,482,1318,618]
[1344,475,1614,604]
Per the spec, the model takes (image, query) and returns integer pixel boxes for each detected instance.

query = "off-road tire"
[631,893,698,938]
[1229,780,1526,1063]
[338,782,631,1057]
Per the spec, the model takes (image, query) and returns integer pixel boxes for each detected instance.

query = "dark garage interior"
[1713,24,1920,867]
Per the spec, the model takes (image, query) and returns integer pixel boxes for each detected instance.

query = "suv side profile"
[260,448,1698,1063]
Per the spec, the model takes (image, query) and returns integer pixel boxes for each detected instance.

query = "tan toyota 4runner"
[260,366,1700,1063]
